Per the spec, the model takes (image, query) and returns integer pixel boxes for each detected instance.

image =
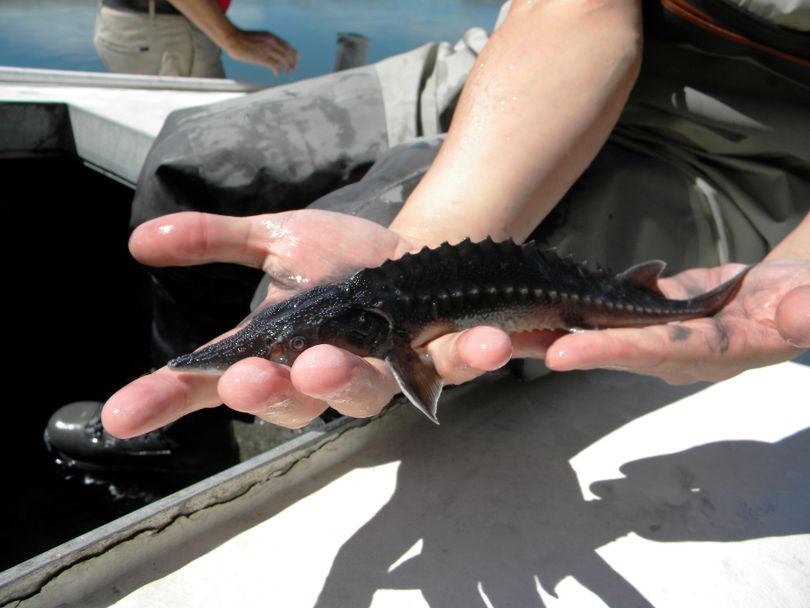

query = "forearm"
[389,0,642,247]
[765,212,810,261]
[168,0,237,48]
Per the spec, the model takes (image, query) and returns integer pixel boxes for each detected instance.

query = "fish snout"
[168,334,269,375]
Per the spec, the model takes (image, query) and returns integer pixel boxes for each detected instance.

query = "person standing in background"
[94,0,298,78]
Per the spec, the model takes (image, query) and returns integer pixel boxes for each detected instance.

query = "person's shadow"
[313,369,810,607]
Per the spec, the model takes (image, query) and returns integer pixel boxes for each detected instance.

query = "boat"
[1,64,809,608]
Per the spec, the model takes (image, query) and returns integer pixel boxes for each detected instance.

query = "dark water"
[0,0,503,85]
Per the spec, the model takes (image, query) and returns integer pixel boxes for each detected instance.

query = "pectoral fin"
[385,336,443,424]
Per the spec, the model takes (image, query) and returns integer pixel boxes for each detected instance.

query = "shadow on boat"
[311,371,810,607]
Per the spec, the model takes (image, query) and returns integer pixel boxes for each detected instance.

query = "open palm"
[102,211,809,438]
[545,260,810,383]
[103,210,514,437]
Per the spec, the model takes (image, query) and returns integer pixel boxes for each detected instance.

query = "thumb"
[775,285,810,349]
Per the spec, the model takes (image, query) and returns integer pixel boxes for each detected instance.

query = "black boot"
[43,262,262,476]
[44,401,239,477]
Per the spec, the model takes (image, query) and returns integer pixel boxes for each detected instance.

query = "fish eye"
[288,336,307,351]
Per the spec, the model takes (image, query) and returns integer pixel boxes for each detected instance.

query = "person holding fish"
[46,0,810,467]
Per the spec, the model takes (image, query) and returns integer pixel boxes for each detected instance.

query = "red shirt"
[218,0,231,11]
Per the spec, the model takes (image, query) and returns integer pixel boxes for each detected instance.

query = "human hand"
[102,211,522,437]
[544,260,810,383]
[223,29,298,75]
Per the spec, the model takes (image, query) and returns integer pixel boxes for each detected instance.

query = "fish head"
[168,284,393,374]
[278,307,393,363]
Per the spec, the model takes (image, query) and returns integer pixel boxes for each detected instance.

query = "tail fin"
[687,265,751,315]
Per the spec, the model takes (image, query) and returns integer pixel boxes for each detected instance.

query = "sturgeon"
[168,237,749,423]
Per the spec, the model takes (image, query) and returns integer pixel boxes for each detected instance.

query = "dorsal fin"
[618,260,667,295]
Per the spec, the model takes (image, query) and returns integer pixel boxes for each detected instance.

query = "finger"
[543,318,776,383]
[265,41,296,72]
[102,367,221,439]
[278,49,297,74]
[428,326,513,385]
[546,326,669,373]
[543,322,733,383]
[290,345,399,419]
[268,36,297,65]
[218,358,327,428]
[776,285,810,348]
[255,36,296,73]
[264,47,293,76]
[129,211,286,269]
[276,52,294,74]
[285,48,299,72]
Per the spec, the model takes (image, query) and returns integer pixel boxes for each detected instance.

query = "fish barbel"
[169,237,749,423]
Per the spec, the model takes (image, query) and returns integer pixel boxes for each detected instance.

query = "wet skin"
[102,210,810,438]
[166,235,751,423]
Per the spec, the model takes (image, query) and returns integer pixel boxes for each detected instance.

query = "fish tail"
[687,265,751,315]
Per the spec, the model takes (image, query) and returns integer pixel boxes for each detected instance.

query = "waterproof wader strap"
[661,0,810,68]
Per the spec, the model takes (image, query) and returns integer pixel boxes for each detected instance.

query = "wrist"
[216,23,242,52]
[388,175,522,250]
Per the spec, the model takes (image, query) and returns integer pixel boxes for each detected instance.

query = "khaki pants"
[94,5,226,78]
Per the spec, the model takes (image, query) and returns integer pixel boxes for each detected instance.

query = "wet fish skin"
[169,237,750,423]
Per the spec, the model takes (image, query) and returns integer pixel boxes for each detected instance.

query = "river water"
[0,0,503,84]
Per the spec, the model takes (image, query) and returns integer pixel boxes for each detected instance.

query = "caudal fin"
[688,265,751,315]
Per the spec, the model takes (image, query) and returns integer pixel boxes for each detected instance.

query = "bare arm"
[103,0,648,435]
[390,0,642,246]
[168,0,298,75]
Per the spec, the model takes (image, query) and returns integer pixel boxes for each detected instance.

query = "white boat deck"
[0,67,250,184]
[17,360,809,608]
